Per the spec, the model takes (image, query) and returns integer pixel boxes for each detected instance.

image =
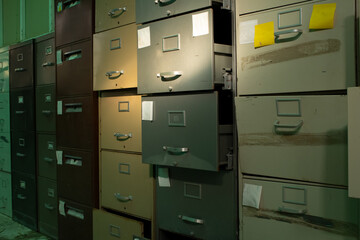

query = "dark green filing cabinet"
[36,84,56,132]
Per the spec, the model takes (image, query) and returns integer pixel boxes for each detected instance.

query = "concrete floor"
[0,214,50,240]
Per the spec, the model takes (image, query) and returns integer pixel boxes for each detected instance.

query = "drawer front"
[242,178,358,239]
[101,151,153,220]
[236,95,347,186]
[237,0,355,95]
[36,85,56,132]
[0,132,11,173]
[94,24,137,91]
[237,0,313,15]
[38,176,58,239]
[93,209,144,240]
[58,198,93,240]
[10,87,35,131]
[95,0,135,33]
[36,37,56,86]
[11,131,36,175]
[57,148,98,207]
[10,43,34,89]
[157,167,236,239]
[57,95,98,150]
[37,133,57,180]
[0,50,9,93]
[142,93,220,171]
[0,93,10,132]
[0,171,12,217]
[55,0,94,47]
[100,94,141,152]
[56,40,93,97]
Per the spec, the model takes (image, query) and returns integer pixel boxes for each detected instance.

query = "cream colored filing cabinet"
[101,151,154,220]
[100,93,141,152]
[237,0,355,95]
[235,95,347,186]
[0,171,12,217]
[94,24,138,91]
[237,0,313,15]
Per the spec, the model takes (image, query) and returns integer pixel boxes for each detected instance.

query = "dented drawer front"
[0,171,12,217]
[100,93,141,152]
[58,198,93,240]
[101,151,153,220]
[237,0,355,95]
[94,24,137,91]
[10,41,34,89]
[56,40,93,97]
[12,171,37,231]
[0,93,10,132]
[55,0,94,47]
[93,209,145,240]
[37,133,57,180]
[36,85,56,132]
[237,0,313,15]
[235,95,348,186]
[11,131,36,175]
[57,148,98,207]
[95,0,135,33]
[36,37,55,86]
[242,178,358,240]
[157,167,237,239]
[0,132,11,173]
[10,87,35,131]
[0,49,9,93]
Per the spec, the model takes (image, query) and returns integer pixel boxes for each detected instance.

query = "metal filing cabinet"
[10,87,35,131]
[37,134,57,180]
[142,92,233,171]
[94,24,137,91]
[157,167,236,239]
[0,46,9,93]
[235,95,347,186]
[10,40,34,89]
[237,0,355,95]
[38,176,58,239]
[36,34,56,86]
[0,171,12,217]
[0,93,10,132]
[242,177,358,240]
[95,0,135,33]
[58,198,93,240]
[137,8,232,94]
[0,132,11,173]
[101,151,153,220]
[100,93,141,152]
[25,0,53,40]
[55,0,94,47]
[57,148,98,207]
[36,85,56,132]
[56,40,93,97]
[237,0,313,15]
[11,131,36,175]
[12,171,37,230]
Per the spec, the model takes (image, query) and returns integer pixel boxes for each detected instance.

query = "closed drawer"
[38,176,58,239]
[0,132,11,173]
[35,35,55,86]
[237,0,355,95]
[0,48,9,93]
[0,171,12,218]
[157,167,236,239]
[137,8,232,94]
[36,85,56,132]
[10,41,34,89]
[11,131,36,175]
[237,0,313,15]
[101,151,153,220]
[94,24,137,91]
[242,178,358,240]
[37,133,56,180]
[100,93,141,152]
[10,87,35,131]
[0,93,10,132]
[95,0,135,33]
[235,95,347,186]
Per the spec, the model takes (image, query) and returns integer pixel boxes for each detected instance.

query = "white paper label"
[56,150,63,165]
[192,12,209,37]
[57,101,62,115]
[239,20,258,44]
[158,167,171,187]
[142,101,153,121]
[59,200,66,216]
[243,183,262,209]
[138,27,151,49]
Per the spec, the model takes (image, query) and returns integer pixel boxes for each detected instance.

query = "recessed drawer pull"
[278,207,307,215]
[114,132,132,141]
[15,110,25,114]
[178,215,204,225]
[14,68,26,72]
[63,0,80,10]
[163,146,189,154]
[274,120,303,134]
[157,71,182,81]
[45,203,54,211]
[155,0,176,6]
[108,7,126,17]
[63,49,82,61]
[16,153,25,157]
[42,110,52,115]
[44,157,54,163]
[114,193,132,202]
[17,194,27,200]
[274,29,303,42]
[67,208,84,220]
[42,62,54,67]
[106,70,124,79]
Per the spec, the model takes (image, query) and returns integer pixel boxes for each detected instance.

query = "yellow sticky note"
[254,22,275,48]
[309,3,336,29]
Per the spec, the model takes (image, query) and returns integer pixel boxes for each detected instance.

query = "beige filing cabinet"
[95,0,135,33]
[236,0,355,95]
[242,177,358,240]
[237,0,313,15]
[235,95,347,186]
[94,24,137,91]
[101,151,153,220]
[100,93,141,152]
[0,171,12,217]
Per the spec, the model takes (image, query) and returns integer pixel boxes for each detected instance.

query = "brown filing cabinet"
[11,130,36,175]
[37,133,56,180]
[10,87,35,131]
[0,132,11,173]
[0,171,12,218]
[35,34,55,86]
[0,93,10,133]
[36,84,56,132]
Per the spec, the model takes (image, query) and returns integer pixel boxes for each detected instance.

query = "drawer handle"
[42,110,52,115]
[114,193,133,202]
[114,132,132,141]
[17,194,27,200]
[63,49,82,61]
[274,120,303,134]
[63,0,80,9]
[278,207,307,215]
[16,153,26,157]
[15,110,25,114]
[163,146,189,154]
[14,68,26,72]
[155,0,176,6]
[157,71,182,81]
[178,215,204,225]
[45,203,54,211]
[67,208,84,220]
[108,7,127,17]
[42,62,54,67]
[106,70,124,79]
[274,29,303,42]
[44,157,54,163]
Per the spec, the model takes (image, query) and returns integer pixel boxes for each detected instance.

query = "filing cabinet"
[100,93,141,152]
[0,46,9,93]
[137,8,232,94]
[0,132,11,173]
[235,95,347,186]
[37,133,57,180]
[242,177,358,240]
[38,176,58,239]
[36,84,56,133]
[95,0,135,33]
[237,0,355,95]
[11,131,36,175]
[94,24,137,91]
[0,93,10,132]
[10,87,35,131]
[55,0,94,47]
[25,0,53,40]
[237,0,313,15]
[10,40,34,89]
[35,34,56,86]
[0,171,12,217]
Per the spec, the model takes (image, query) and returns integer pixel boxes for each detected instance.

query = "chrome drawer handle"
[17,194,27,200]
[114,132,132,141]
[16,153,25,157]
[157,71,182,81]
[155,0,176,5]
[42,110,52,115]
[42,62,54,67]
[44,157,54,163]
[108,7,127,17]
[274,120,303,134]
[274,29,303,42]
[163,146,189,154]
[178,215,204,225]
[114,193,132,202]
[15,68,26,72]
[106,70,124,79]
[278,207,306,215]
[15,110,25,114]
[45,203,54,211]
